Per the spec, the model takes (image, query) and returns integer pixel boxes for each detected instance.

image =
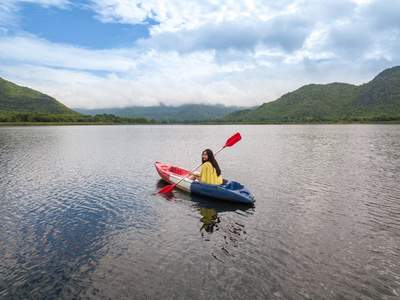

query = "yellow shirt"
[198,161,223,185]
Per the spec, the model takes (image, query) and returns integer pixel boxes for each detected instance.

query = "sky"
[0,0,399,109]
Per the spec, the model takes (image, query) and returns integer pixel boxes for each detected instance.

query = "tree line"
[0,113,152,124]
[1,112,399,124]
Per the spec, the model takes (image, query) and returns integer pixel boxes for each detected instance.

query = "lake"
[0,124,399,299]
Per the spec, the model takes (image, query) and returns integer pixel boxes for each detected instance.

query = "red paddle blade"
[157,183,177,194]
[224,132,241,147]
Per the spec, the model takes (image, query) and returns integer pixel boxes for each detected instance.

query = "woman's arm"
[189,171,202,182]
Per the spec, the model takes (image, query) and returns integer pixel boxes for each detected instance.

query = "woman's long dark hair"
[202,149,221,176]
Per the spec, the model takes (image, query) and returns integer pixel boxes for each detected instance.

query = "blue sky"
[0,0,399,109]
[19,2,153,49]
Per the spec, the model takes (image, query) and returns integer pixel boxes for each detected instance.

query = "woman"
[189,149,223,185]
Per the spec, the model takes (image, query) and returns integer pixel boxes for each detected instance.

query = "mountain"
[223,66,400,123]
[75,104,248,122]
[0,77,79,115]
[355,66,400,107]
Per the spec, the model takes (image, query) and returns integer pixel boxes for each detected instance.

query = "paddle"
[157,132,242,194]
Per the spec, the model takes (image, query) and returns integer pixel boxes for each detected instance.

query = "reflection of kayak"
[154,162,256,204]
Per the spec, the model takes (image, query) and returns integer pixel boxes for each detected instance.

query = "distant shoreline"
[1,121,399,126]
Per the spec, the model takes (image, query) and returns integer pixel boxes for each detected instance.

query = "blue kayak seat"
[225,181,244,190]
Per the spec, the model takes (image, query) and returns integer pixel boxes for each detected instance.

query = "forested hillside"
[0,77,79,116]
[223,66,400,123]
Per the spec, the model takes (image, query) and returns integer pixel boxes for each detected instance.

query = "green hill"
[0,77,79,115]
[223,66,400,123]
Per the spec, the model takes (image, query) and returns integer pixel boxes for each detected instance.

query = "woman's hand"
[189,171,200,181]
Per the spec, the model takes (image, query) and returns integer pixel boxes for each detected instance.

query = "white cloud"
[89,0,275,31]
[0,35,140,71]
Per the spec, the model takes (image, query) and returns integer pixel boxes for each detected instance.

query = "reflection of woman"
[189,149,223,185]
[200,208,220,234]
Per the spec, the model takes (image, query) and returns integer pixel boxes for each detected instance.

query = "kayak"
[154,161,256,204]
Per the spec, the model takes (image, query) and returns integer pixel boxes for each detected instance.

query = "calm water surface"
[0,125,399,299]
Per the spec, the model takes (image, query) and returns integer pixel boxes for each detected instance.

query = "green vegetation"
[0,78,80,116]
[0,113,151,124]
[0,77,151,124]
[76,104,248,123]
[223,66,400,123]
